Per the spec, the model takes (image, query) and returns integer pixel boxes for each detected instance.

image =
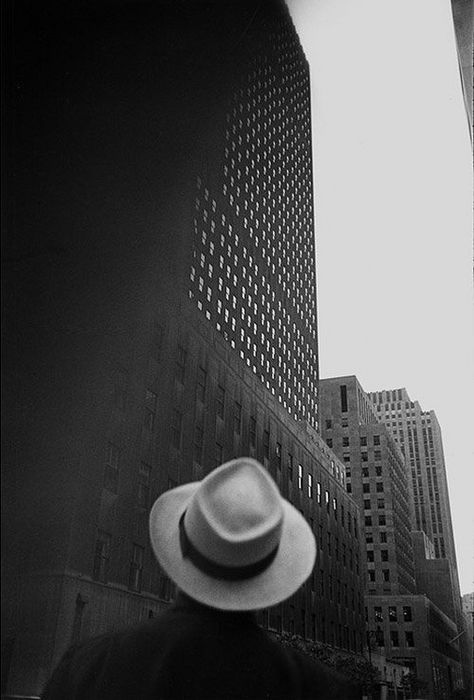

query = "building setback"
[2,1,364,695]
[319,376,464,698]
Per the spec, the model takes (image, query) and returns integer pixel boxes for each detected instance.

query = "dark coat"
[41,595,361,700]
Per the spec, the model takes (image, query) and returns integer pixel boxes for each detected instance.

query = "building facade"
[2,1,365,695]
[188,8,319,426]
[367,388,472,692]
[366,595,463,699]
[320,377,416,597]
[367,389,459,571]
[319,376,464,698]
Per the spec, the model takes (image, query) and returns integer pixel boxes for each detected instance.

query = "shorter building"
[320,377,416,597]
[366,595,463,699]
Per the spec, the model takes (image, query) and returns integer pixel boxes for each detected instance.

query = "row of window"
[370,630,415,648]
[325,427,381,447]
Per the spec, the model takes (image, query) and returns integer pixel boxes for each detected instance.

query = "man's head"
[149,457,316,610]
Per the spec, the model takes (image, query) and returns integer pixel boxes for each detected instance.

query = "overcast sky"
[288,0,473,596]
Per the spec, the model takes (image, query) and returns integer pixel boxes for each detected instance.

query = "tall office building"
[189,18,319,426]
[320,377,464,697]
[367,389,459,581]
[368,388,469,694]
[2,2,364,695]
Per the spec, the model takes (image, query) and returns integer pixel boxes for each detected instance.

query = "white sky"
[288,0,473,596]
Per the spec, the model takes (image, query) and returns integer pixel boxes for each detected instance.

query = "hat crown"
[185,459,283,567]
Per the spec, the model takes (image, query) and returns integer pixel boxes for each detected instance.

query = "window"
[379,514,386,526]
[215,442,223,467]
[288,453,294,481]
[361,452,368,462]
[362,467,369,478]
[368,570,375,582]
[374,435,380,445]
[382,569,390,581]
[308,473,313,499]
[390,630,399,647]
[360,437,367,446]
[325,489,330,511]
[389,606,397,622]
[325,419,332,429]
[374,607,383,622]
[363,483,370,493]
[340,385,348,412]
[374,450,381,461]
[375,466,382,476]
[364,499,371,510]
[367,550,374,562]
[193,426,204,464]
[175,345,187,383]
[263,430,270,459]
[403,606,412,622]
[171,410,182,450]
[298,464,303,490]
[365,516,372,526]
[342,437,349,447]
[376,482,384,492]
[380,531,387,543]
[144,390,157,431]
[405,631,414,647]
[196,367,207,403]
[381,550,389,562]
[249,417,257,447]
[104,443,119,493]
[377,498,385,509]
[234,402,242,435]
[216,385,225,419]
[275,442,282,470]
[129,544,144,592]
[93,530,111,582]
[326,438,333,448]
[138,463,151,508]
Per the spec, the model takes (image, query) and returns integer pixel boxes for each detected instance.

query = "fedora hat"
[149,457,316,610]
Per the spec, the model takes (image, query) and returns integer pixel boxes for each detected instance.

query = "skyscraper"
[188,11,319,426]
[368,388,468,693]
[2,2,363,695]
[367,389,459,579]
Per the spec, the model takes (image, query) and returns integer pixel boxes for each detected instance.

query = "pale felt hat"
[149,457,317,610]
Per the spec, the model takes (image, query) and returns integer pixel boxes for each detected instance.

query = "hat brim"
[149,482,317,611]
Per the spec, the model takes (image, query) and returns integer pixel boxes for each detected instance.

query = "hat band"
[179,512,279,581]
